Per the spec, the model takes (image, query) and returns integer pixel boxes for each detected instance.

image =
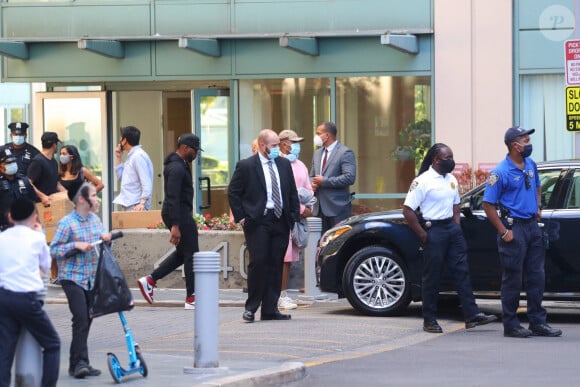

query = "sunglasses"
[524,173,530,190]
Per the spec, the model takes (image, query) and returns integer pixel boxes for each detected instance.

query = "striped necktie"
[268,160,282,218]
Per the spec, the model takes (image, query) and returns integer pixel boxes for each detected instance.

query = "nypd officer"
[0,122,40,176]
[0,148,39,231]
[483,126,562,338]
[403,143,497,333]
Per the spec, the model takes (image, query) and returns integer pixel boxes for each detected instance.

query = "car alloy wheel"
[342,245,411,316]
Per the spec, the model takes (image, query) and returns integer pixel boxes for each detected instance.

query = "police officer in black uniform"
[0,122,40,176]
[0,148,39,231]
[403,143,497,333]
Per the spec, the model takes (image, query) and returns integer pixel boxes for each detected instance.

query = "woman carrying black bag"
[50,182,111,379]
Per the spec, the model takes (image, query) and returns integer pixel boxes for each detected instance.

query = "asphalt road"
[38,289,580,386]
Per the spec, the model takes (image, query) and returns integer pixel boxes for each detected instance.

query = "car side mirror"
[460,197,474,217]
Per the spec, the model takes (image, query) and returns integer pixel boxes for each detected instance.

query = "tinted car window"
[566,171,580,209]
[539,170,563,209]
[461,167,563,211]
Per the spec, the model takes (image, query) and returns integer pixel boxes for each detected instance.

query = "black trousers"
[0,288,60,387]
[243,210,290,314]
[152,214,199,298]
[421,221,479,322]
[60,280,93,373]
[497,220,546,330]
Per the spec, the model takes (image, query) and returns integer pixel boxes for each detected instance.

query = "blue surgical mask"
[268,146,281,160]
[4,162,18,175]
[12,136,25,146]
[290,143,301,157]
[285,153,297,162]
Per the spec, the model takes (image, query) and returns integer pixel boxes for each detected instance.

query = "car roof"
[537,159,580,168]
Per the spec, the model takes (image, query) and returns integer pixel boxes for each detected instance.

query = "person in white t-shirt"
[0,197,61,387]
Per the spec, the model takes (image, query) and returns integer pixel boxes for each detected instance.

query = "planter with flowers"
[112,213,247,289]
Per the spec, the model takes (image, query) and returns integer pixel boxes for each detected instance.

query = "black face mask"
[439,159,455,174]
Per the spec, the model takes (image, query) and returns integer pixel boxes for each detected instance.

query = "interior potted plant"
[392,119,431,174]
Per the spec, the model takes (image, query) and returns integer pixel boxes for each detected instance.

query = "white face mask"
[4,162,18,175]
[12,136,25,146]
[313,135,324,148]
[60,154,72,164]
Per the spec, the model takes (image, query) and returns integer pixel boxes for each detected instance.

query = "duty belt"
[424,218,453,228]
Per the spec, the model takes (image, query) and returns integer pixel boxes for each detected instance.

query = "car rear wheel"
[342,245,411,316]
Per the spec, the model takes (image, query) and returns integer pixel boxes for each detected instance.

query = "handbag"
[291,219,309,249]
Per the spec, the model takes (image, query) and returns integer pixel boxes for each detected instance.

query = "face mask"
[187,151,197,163]
[439,159,455,174]
[518,143,533,158]
[4,162,18,175]
[285,153,297,162]
[13,136,25,146]
[268,146,281,160]
[290,143,301,156]
[59,154,71,164]
[313,135,324,148]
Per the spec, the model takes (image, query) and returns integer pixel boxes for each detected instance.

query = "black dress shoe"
[465,312,497,329]
[242,310,255,323]
[261,312,291,321]
[529,323,562,337]
[504,326,532,338]
[87,365,101,376]
[423,320,443,333]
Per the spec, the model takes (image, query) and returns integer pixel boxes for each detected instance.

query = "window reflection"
[336,76,431,212]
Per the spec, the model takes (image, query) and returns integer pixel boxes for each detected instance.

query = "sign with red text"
[565,40,580,85]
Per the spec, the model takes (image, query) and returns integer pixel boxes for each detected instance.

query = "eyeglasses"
[524,173,530,190]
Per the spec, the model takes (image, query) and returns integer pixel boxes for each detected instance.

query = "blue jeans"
[0,288,60,387]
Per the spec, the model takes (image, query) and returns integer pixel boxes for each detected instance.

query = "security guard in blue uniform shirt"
[483,126,562,338]
[0,122,40,176]
[403,143,497,333]
[0,148,38,231]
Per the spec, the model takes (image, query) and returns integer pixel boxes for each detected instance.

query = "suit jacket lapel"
[253,154,267,192]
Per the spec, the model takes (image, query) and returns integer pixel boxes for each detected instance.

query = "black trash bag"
[90,243,134,318]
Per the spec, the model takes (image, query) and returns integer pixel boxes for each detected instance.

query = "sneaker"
[137,276,156,304]
[73,362,90,379]
[87,365,101,376]
[278,296,297,310]
[185,294,195,310]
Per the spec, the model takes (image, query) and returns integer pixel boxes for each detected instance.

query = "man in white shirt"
[113,126,154,211]
[0,197,61,387]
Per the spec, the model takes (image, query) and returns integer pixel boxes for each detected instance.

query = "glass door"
[192,89,231,216]
[34,91,109,224]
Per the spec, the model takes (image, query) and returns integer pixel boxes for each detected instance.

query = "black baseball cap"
[41,131,62,145]
[178,134,203,151]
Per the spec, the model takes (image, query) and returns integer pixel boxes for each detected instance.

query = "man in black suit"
[228,129,300,323]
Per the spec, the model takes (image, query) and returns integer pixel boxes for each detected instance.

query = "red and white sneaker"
[185,294,195,310]
[137,276,156,304]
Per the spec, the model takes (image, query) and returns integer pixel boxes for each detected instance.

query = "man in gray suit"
[311,121,356,233]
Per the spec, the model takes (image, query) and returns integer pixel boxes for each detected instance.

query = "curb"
[195,362,306,387]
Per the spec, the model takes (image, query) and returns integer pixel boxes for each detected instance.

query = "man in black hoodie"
[137,134,202,309]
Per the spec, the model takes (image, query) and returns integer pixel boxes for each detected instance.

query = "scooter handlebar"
[64,230,123,258]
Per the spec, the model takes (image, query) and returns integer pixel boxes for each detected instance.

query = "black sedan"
[317,160,580,316]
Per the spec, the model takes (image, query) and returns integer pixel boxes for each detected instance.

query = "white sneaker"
[278,296,297,310]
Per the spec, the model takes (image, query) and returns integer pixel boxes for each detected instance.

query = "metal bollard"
[192,251,220,368]
[300,217,325,300]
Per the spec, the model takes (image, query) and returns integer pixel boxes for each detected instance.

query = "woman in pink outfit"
[277,130,313,309]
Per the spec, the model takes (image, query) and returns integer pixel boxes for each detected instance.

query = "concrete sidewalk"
[45,285,333,386]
